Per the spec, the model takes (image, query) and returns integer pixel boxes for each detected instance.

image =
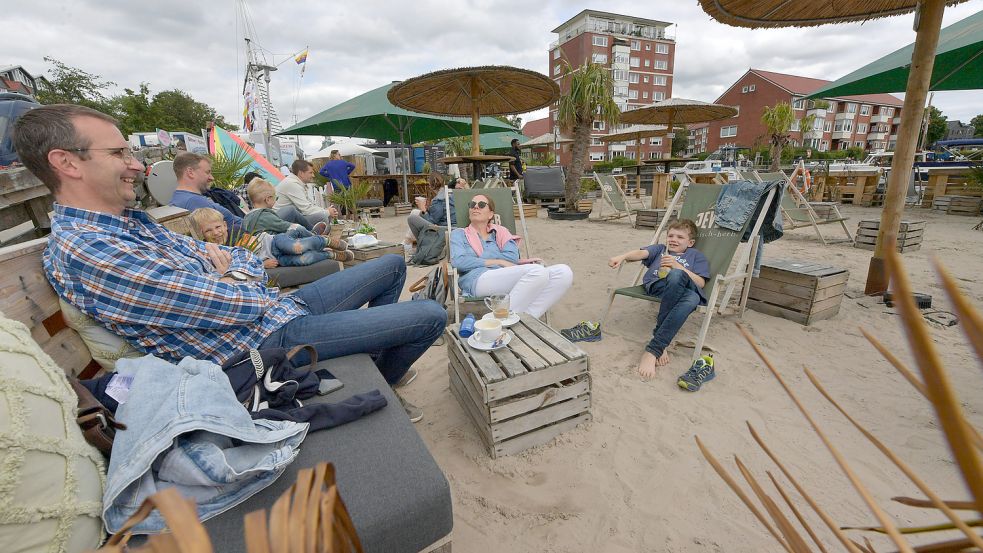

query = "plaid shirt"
[44,204,308,365]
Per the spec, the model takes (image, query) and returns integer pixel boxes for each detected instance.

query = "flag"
[294,49,308,64]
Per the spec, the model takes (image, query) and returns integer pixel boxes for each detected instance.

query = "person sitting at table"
[449,193,572,318]
[405,175,469,245]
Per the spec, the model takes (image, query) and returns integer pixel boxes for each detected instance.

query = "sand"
[372,200,982,552]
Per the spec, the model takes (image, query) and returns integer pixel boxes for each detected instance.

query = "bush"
[580,177,598,193]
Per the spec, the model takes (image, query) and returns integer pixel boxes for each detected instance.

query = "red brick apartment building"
[703,69,904,156]
[544,9,677,166]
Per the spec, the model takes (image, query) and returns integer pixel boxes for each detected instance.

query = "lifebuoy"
[797,170,812,194]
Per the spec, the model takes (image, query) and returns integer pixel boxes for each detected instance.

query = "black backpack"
[409,227,446,266]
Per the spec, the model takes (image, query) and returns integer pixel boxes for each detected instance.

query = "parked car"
[0,92,41,167]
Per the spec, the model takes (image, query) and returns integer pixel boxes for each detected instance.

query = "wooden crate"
[747,259,849,325]
[854,219,924,253]
[947,196,983,216]
[513,203,539,219]
[344,241,403,267]
[393,202,413,216]
[359,206,384,218]
[634,208,676,229]
[447,314,591,458]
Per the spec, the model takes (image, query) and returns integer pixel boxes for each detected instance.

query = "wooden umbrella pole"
[471,77,481,156]
[865,0,946,294]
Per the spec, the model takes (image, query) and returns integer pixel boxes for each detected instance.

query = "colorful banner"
[209,125,284,183]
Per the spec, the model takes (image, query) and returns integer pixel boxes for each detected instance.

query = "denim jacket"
[102,355,308,534]
[714,179,784,244]
[423,188,455,227]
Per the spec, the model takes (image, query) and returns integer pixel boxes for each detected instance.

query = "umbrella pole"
[865,0,945,294]
[471,78,481,156]
[636,138,642,195]
[399,128,410,203]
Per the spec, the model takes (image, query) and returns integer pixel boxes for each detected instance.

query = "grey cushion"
[203,354,453,553]
[357,199,384,208]
[267,258,342,288]
[523,166,566,199]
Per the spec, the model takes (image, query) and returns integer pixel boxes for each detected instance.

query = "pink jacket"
[462,223,522,256]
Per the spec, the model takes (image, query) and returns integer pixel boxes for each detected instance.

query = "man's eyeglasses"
[468,201,489,209]
[64,147,136,162]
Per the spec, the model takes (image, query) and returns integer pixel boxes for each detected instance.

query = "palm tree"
[761,102,795,171]
[556,61,621,211]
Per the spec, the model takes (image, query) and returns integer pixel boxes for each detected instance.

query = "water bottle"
[459,314,476,338]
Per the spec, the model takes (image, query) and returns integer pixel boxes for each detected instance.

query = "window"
[593,121,605,130]
[651,137,662,146]
[720,125,738,138]
[642,91,648,99]
[834,121,844,132]
[614,70,629,81]
[882,107,894,117]
[628,90,638,99]
[629,72,639,84]
[855,141,865,148]
[553,64,561,76]
[630,39,640,50]
[653,75,666,86]
[643,76,650,83]
[614,54,629,64]
[553,49,560,60]
[857,123,868,134]
[591,138,603,146]
[792,98,805,110]
[630,57,640,67]
[624,151,636,160]
[860,104,871,115]
[644,44,651,51]
[656,43,669,54]
[653,91,665,101]
[749,84,755,92]
[614,86,628,97]
[650,151,662,159]
[847,103,858,113]
[644,59,651,67]
[654,60,667,70]
[820,140,829,152]
[733,106,740,117]
[791,119,800,131]
[592,36,608,47]
[592,53,608,64]
[824,121,832,132]
[589,152,605,161]
[742,86,749,93]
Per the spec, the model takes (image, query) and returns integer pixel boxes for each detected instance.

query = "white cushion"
[59,299,141,371]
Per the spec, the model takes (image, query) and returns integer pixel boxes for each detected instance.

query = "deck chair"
[600,182,776,363]
[757,167,854,246]
[445,184,533,323]
[594,173,645,226]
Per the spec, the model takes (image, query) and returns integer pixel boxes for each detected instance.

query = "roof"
[750,69,904,106]
[522,117,551,137]
[552,9,672,33]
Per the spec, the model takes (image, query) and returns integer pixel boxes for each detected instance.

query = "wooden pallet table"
[747,259,849,325]
[854,219,925,253]
[344,241,403,267]
[826,168,881,206]
[513,203,539,219]
[446,314,592,458]
[634,208,676,229]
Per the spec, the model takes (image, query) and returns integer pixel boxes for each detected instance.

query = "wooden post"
[651,174,669,209]
[471,78,481,156]
[865,0,946,295]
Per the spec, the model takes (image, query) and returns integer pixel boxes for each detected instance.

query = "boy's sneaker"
[677,354,715,392]
[396,392,423,423]
[311,221,328,235]
[325,236,348,250]
[560,321,602,343]
[326,249,355,262]
[395,367,418,388]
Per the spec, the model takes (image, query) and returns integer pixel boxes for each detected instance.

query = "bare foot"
[655,350,671,366]
[637,352,658,379]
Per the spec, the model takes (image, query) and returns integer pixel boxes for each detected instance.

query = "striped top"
[44,204,307,365]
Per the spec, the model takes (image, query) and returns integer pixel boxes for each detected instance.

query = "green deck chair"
[756,170,854,246]
[593,173,644,226]
[445,184,533,323]
[600,182,776,363]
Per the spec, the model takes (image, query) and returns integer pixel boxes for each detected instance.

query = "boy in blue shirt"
[608,219,713,388]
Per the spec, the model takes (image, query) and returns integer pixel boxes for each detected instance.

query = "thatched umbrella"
[620,99,737,158]
[697,0,969,294]
[388,66,559,156]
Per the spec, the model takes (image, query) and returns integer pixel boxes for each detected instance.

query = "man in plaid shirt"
[13,104,444,421]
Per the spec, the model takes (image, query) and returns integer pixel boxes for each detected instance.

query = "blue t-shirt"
[170,190,242,233]
[641,244,710,301]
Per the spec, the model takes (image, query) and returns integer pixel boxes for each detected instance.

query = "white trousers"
[473,264,573,318]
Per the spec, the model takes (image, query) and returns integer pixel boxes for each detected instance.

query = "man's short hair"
[173,152,210,179]
[511,138,519,146]
[668,218,699,241]
[291,159,312,175]
[243,171,261,185]
[12,104,118,195]
[189,207,224,231]
[246,178,274,203]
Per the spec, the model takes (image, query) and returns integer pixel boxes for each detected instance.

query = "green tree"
[761,102,796,171]
[495,115,522,130]
[971,114,983,137]
[36,57,115,111]
[925,106,947,147]
[151,89,237,132]
[671,128,688,157]
[109,84,155,136]
[556,61,620,211]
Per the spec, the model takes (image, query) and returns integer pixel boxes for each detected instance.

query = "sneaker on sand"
[560,321,602,343]
[396,392,423,423]
[395,367,418,388]
[311,221,328,235]
[677,354,715,392]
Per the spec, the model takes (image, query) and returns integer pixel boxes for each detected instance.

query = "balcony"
[893,117,901,125]
[803,129,824,139]
[868,132,888,140]
[834,111,856,120]
[889,134,898,141]
[608,144,627,152]
[870,114,890,124]
[806,108,827,119]
[831,130,852,140]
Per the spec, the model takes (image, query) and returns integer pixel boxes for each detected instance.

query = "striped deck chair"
[600,182,776,363]
[756,167,854,246]
[594,173,645,226]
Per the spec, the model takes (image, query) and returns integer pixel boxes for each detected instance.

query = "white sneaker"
[395,367,418,388]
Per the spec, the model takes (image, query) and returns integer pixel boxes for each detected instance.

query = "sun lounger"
[593,172,646,226]
[600,182,776,363]
[756,167,854,246]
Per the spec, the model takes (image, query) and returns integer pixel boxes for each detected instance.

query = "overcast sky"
[5,0,981,151]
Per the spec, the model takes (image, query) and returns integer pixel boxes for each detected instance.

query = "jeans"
[261,254,446,385]
[271,229,330,267]
[644,269,701,357]
[407,210,435,240]
[275,205,316,230]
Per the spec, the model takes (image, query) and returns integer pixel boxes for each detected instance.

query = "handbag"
[408,261,449,306]
[69,377,126,458]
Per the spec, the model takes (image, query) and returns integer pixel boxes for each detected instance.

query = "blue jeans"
[644,269,701,357]
[260,254,446,385]
[271,229,330,267]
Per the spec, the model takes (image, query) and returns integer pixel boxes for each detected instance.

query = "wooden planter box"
[513,204,539,219]
[936,195,983,216]
[447,314,591,458]
[393,202,413,216]
[344,241,402,267]
[747,259,849,325]
[634,208,675,229]
[854,219,924,253]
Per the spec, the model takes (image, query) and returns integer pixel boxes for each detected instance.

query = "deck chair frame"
[600,181,776,363]
[593,172,645,226]
[757,164,854,246]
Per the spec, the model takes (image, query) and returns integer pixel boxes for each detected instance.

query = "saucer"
[467,331,512,351]
[481,312,520,327]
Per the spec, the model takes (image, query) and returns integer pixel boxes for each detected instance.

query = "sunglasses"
[468,201,489,209]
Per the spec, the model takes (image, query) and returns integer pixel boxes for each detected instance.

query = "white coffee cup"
[474,318,503,344]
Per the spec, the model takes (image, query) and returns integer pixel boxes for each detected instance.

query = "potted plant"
[327,181,372,221]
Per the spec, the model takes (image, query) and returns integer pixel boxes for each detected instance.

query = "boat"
[671,146,753,181]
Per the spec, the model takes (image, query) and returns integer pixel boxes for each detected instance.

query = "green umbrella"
[279,82,516,200]
[806,9,983,98]
[469,131,528,153]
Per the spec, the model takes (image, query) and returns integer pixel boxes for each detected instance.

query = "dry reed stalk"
[768,471,830,553]
[738,325,915,552]
[883,249,983,512]
[931,257,983,369]
[734,456,813,552]
[892,498,976,511]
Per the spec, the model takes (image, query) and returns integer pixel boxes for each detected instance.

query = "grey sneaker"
[560,321,602,343]
[395,367,418,388]
[397,393,423,423]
